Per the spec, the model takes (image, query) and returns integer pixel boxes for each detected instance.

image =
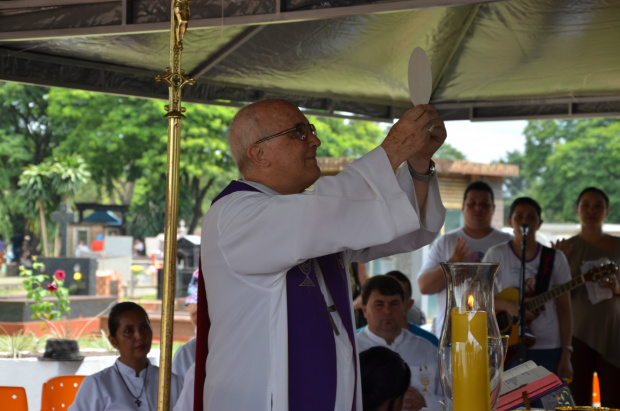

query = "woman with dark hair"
[360,346,411,411]
[553,187,620,407]
[69,302,182,410]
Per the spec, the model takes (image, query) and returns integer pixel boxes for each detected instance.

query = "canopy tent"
[1,0,619,122]
[82,210,123,226]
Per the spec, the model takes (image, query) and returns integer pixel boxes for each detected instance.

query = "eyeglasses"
[254,123,316,145]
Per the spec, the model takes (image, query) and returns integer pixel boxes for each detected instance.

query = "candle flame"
[467,295,474,309]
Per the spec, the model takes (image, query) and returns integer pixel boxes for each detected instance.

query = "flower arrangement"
[131,264,146,276]
[19,257,71,322]
[15,258,110,353]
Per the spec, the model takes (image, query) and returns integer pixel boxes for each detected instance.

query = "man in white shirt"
[356,275,443,410]
[196,99,447,411]
[384,270,438,346]
[417,181,512,338]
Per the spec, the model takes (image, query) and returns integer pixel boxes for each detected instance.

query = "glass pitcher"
[438,262,504,411]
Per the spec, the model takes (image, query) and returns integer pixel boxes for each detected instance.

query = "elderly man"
[356,276,443,410]
[417,180,512,338]
[197,99,447,411]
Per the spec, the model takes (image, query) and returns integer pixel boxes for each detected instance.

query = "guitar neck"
[525,275,585,311]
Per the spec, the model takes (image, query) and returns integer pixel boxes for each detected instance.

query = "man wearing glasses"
[196,99,447,411]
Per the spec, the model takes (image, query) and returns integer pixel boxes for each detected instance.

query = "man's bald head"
[229,99,300,173]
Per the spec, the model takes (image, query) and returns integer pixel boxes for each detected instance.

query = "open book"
[497,361,565,411]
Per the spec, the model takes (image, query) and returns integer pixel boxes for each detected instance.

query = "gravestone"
[103,235,132,257]
[157,267,195,299]
[157,234,200,299]
[177,235,200,269]
[51,203,77,257]
[37,257,98,296]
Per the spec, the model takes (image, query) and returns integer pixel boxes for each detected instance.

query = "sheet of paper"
[582,258,613,304]
[500,363,552,395]
[500,360,537,383]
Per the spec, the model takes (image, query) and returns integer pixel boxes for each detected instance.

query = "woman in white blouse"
[69,302,182,411]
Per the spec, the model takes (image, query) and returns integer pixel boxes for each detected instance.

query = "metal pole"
[155,1,194,410]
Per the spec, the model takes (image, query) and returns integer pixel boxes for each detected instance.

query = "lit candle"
[451,295,490,411]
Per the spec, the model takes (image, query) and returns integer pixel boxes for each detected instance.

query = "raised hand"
[449,238,471,262]
[552,238,573,258]
[381,104,446,172]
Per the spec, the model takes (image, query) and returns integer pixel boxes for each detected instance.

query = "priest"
[195,99,447,411]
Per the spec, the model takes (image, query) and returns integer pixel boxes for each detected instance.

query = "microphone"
[520,224,529,236]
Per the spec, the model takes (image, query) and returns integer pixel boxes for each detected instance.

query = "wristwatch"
[408,160,436,182]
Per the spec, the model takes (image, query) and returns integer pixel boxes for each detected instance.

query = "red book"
[497,361,564,411]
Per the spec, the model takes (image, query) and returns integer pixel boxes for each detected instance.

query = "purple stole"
[195,180,357,411]
[287,254,358,411]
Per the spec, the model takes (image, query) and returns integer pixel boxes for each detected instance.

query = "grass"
[0,329,46,358]
[137,294,159,301]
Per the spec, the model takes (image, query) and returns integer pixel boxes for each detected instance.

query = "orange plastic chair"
[40,375,86,411]
[0,386,28,411]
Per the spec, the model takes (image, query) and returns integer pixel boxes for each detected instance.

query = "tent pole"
[155,1,194,410]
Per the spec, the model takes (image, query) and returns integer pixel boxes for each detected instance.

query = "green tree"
[521,118,620,222]
[126,103,239,238]
[0,82,66,237]
[434,143,466,160]
[49,89,165,204]
[310,117,384,157]
[18,162,55,255]
[309,116,466,160]
[17,155,90,255]
[0,82,470,242]
[495,150,527,219]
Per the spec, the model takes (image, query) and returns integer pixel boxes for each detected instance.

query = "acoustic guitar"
[495,262,618,351]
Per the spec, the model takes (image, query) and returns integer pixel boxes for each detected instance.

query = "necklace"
[115,362,148,407]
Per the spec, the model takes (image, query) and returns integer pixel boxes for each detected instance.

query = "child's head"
[360,346,411,411]
[507,197,543,237]
[508,197,542,220]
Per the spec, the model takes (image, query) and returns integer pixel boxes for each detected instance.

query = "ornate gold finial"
[156,0,194,119]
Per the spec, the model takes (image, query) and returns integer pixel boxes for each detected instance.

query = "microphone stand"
[517,229,528,364]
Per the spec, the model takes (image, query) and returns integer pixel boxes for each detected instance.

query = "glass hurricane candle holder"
[438,262,504,411]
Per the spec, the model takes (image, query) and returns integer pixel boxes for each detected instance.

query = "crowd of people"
[419,181,619,408]
[62,98,618,411]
